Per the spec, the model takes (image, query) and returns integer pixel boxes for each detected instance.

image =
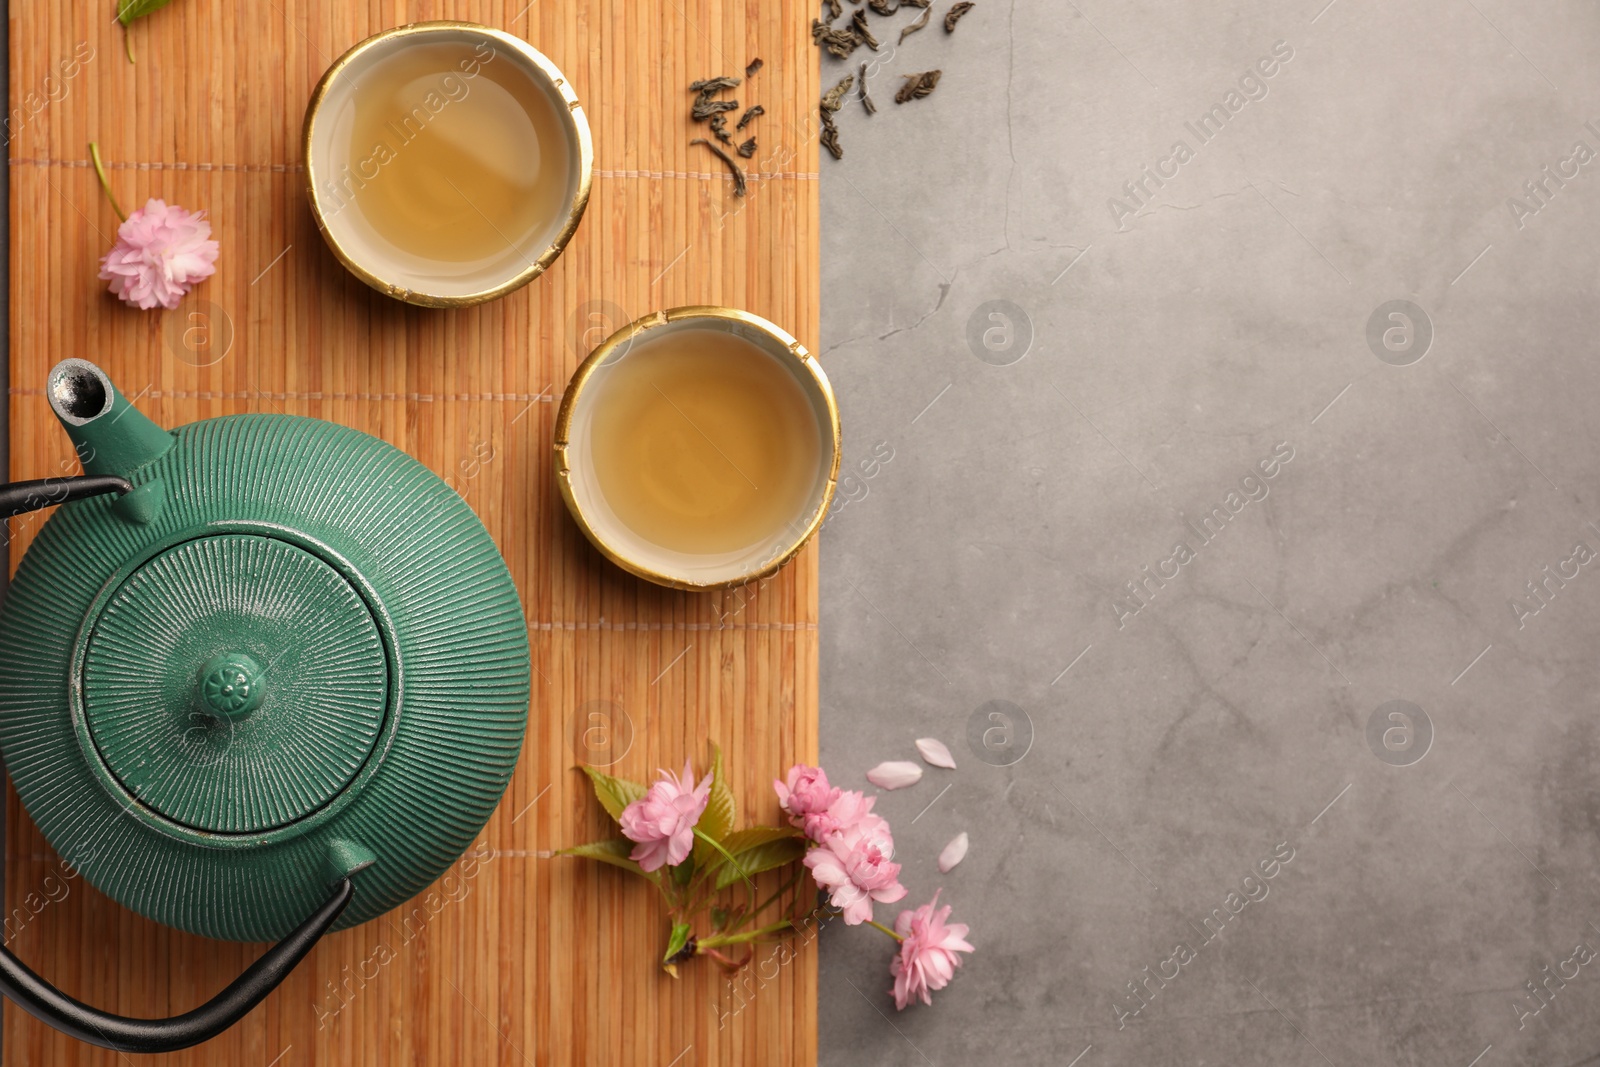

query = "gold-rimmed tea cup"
[554,307,842,591]
[302,21,593,308]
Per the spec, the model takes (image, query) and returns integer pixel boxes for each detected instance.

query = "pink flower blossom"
[774,764,841,823]
[890,891,975,1010]
[618,760,712,872]
[98,198,219,310]
[799,788,884,844]
[803,815,906,925]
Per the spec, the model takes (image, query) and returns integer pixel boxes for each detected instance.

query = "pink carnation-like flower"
[775,764,841,824]
[800,788,883,844]
[619,760,712,872]
[890,890,975,1010]
[98,198,219,310]
[803,815,906,925]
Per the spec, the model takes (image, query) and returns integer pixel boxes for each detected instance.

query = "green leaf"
[719,826,803,854]
[663,922,693,963]
[116,0,178,25]
[711,905,731,932]
[693,743,737,865]
[579,765,647,825]
[715,837,806,890]
[670,856,696,887]
[553,838,655,880]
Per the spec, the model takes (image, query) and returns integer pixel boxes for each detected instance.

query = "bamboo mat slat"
[5,2,820,1064]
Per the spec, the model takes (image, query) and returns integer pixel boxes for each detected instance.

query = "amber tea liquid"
[347,41,569,264]
[589,330,824,557]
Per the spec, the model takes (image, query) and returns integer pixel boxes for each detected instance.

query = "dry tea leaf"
[821,27,862,57]
[820,113,843,159]
[745,58,764,78]
[691,97,740,120]
[901,0,930,6]
[820,73,856,113]
[869,0,899,12]
[811,17,829,42]
[858,62,877,114]
[737,137,757,158]
[824,0,842,19]
[689,75,741,93]
[709,114,733,144]
[736,104,765,130]
[689,76,741,123]
[692,138,747,196]
[899,6,931,42]
[944,1,974,31]
[895,69,942,103]
[851,8,881,49]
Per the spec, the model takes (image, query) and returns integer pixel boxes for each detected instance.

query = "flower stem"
[701,946,750,971]
[866,919,905,942]
[740,867,804,928]
[699,920,796,948]
[88,143,127,223]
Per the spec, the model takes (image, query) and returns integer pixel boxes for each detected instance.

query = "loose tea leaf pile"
[810,0,971,159]
[687,62,765,196]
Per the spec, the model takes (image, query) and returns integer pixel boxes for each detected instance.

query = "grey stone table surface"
[815,1,1600,1065]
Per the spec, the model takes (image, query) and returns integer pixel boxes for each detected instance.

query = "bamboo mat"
[5,2,819,1064]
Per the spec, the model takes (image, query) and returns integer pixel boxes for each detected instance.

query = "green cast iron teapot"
[0,359,530,1053]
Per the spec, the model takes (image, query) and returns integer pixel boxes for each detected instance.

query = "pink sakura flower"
[799,788,884,844]
[618,760,712,872]
[98,198,219,310]
[774,764,841,824]
[890,891,975,1010]
[803,815,906,925]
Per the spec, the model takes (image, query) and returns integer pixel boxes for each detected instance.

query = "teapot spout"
[47,359,174,478]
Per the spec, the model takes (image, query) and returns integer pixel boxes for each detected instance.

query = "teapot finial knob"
[196,653,266,721]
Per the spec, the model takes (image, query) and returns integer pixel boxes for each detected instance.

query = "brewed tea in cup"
[303,22,592,306]
[556,308,841,590]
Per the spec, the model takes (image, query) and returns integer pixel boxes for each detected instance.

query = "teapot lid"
[83,534,389,834]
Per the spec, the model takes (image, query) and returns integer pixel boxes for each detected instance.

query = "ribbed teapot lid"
[82,534,389,834]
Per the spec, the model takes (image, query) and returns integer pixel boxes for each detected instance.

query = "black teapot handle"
[0,475,133,520]
[0,876,353,1054]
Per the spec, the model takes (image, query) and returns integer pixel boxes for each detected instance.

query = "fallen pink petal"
[938,832,968,873]
[915,737,957,769]
[866,760,923,790]
[98,198,219,310]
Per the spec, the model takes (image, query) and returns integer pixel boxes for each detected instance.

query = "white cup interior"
[306,26,584,302]
[563,316,838,588]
